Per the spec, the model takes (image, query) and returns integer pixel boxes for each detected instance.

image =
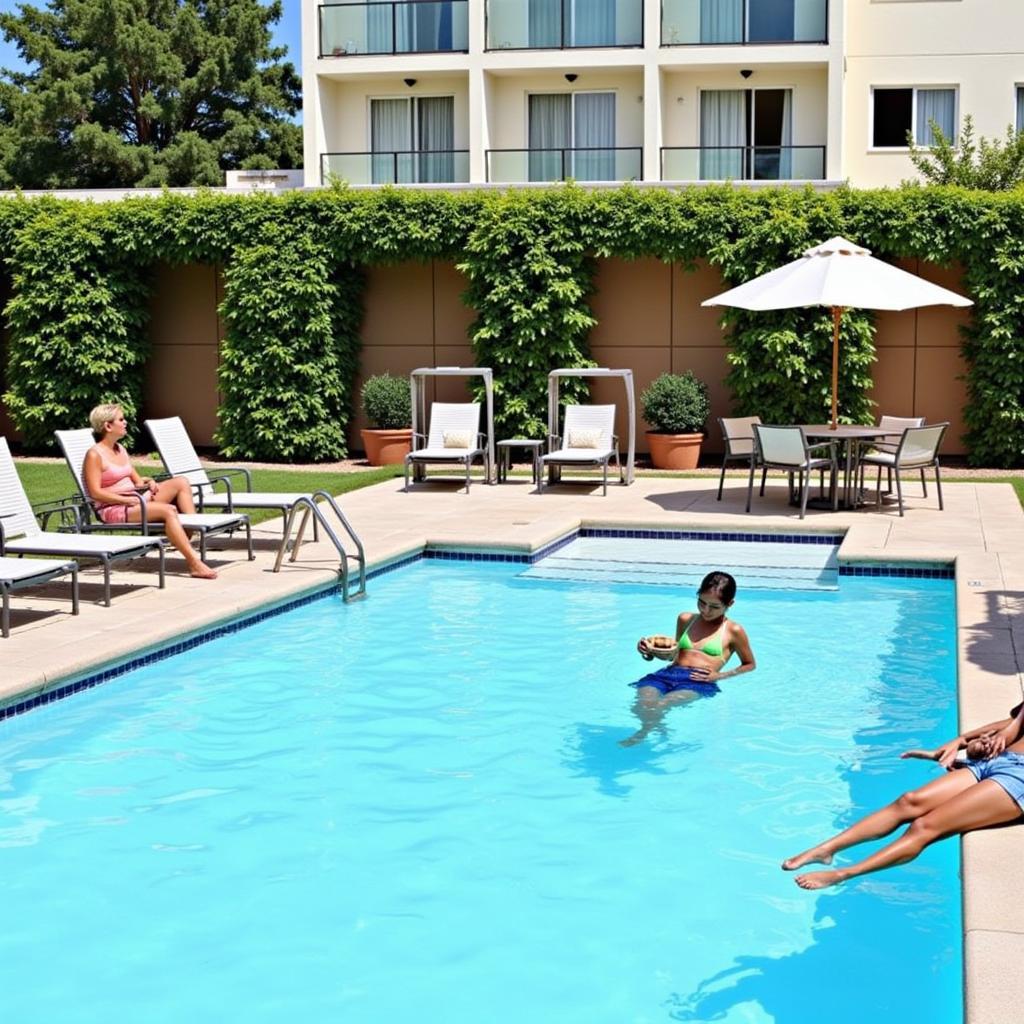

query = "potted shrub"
[641,371,711,470]
[360,373,413,466]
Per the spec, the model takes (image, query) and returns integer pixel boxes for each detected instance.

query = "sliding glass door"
[700,88,792,180]
[528,92,616,181]
[370,96,455,183]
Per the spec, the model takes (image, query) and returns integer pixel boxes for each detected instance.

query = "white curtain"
[779,89,793,178]
[366,0,392,53]
[417,96,455,182]
[371,98,411,183]
[529,94,571,181]
[916,88,955,144]
[528,0,561,47]
[396,1,453,52]
[700,0,741,43]
[573,92,615,180]
[572,0,615,46]
[700,90,745,179]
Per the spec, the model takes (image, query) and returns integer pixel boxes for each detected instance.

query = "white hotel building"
[300,0,1024,189]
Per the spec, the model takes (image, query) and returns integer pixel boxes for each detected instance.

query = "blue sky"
[0,0,303,120]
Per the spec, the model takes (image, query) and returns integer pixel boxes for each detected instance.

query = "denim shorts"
[630,664,720,698]
[963,751,1024,811]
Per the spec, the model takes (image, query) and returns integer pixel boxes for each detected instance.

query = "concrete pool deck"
[2,471,1021,1023]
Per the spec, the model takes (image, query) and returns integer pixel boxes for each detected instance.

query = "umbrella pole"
[830,306,843,431]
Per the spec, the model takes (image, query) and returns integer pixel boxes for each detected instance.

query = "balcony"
[660,0,828,45]
[661,145,826,180]
[486,148,643,183]
[321,150,471,185]
[486,0,642,50]
[319,1,469,57]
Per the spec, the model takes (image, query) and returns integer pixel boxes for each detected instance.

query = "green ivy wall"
[0,185,1021,465]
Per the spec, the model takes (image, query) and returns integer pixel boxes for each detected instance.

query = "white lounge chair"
[0,437,165,607]
[404,402,489,493]
[146,416,314,532]
[0,555,79,638]
[55,429,253,563]
[539,404,622,496]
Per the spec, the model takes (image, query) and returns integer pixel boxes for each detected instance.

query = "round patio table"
[799,425,890,509]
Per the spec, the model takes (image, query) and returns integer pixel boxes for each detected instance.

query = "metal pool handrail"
[273,491,366,602]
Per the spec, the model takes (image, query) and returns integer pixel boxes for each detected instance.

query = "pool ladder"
[273,491,367,602]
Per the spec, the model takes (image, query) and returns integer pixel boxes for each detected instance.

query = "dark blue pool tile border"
[580,527,845,545]
[839,564,954,579]
[0,530,953,723]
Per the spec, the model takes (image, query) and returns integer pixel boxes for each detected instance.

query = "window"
[369,96,455,184]
[1017,86,1024,133]
[699,88,793,179]
[871,87,956,148]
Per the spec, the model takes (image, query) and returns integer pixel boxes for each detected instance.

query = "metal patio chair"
[751,425,838,519]
[717,415,766,502]
[855,423,948,516]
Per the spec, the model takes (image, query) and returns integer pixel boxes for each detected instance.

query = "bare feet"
[619,731,647,747]
[781,845,833,871]
[189,561,218,580]
[795,869,844,889]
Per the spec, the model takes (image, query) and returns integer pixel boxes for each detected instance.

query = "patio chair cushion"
[443,430,474,449]
[568,428,602,449]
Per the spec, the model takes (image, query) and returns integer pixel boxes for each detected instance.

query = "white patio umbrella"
[702,236,973,430]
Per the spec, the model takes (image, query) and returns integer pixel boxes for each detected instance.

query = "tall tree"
[0,0,302,188]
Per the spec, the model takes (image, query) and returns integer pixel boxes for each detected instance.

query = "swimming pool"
[0,558,959,1023]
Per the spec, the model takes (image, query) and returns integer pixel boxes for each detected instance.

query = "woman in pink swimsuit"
[82,403,218,579]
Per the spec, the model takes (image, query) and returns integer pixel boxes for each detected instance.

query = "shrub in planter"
[641,372,711,470]
[361,373,413,465]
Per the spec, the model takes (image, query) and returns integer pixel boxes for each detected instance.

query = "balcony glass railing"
[661,0,828,45]
[319,0,468,56]
[486,0,642,50]
[661,145,826,180]
[486,148,642,183]
[321,150,471,185]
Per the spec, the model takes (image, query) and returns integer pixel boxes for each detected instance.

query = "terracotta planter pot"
[361,428,412,466]
[646,431,704,470]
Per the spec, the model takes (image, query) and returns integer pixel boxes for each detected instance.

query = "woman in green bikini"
[621,571,756,746]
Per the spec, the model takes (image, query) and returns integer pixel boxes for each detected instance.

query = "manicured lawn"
[15,462,404,527]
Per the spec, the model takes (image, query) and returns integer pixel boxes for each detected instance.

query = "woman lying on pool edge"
[621,571,756,747]
[783,699,1024,889]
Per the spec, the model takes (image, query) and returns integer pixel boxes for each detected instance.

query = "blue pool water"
[0,560,959,1023]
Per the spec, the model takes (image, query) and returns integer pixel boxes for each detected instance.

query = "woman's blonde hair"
[89,402,123,440]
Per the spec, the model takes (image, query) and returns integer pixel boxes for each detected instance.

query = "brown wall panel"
[351,344,434,438]
[433,263,475,345]
[672,260,729,350]
[145,262,222,447]
[591,258,671,349]
[589,346,672,446]
[362,263,433,347]
[874,309,915,348]
[915,347,969,453]
[867,348,916,424]
[145,346,221,446]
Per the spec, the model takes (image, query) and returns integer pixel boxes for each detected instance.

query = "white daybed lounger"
[1,437,165,607]
[55,429,253,563]
[404,402,489,493]
[538,404,622,496]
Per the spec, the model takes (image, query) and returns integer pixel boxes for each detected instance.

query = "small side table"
[497,439,545,485]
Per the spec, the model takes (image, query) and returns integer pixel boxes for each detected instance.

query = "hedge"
[1,184,1022,465]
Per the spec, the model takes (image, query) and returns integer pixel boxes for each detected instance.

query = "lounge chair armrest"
[30,495,89,533]
[208,466,253,490]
